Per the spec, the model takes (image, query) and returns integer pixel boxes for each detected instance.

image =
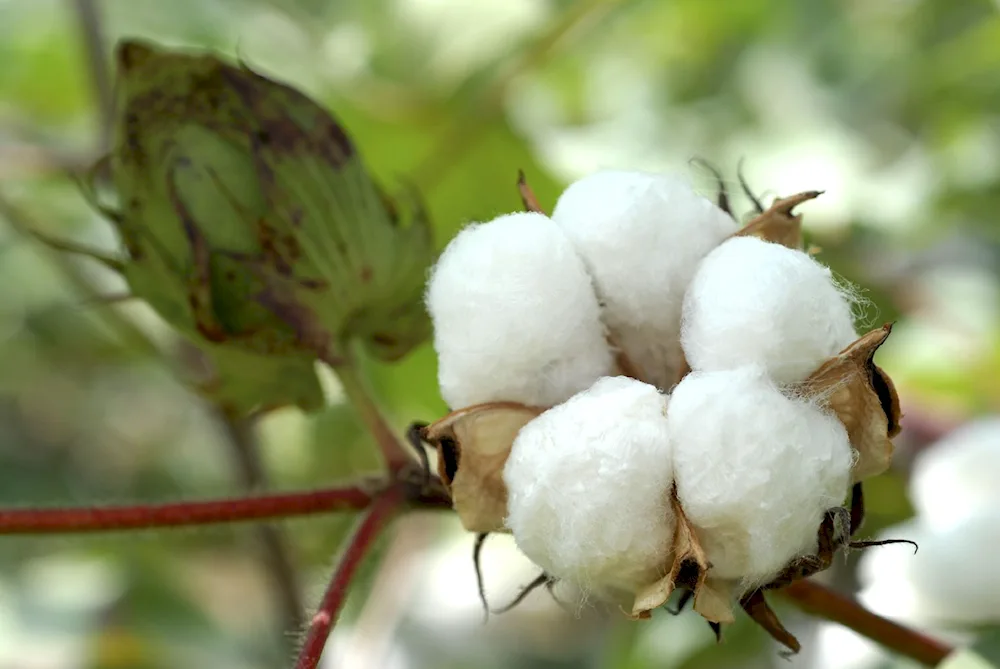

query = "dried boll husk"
[631,487,737,624]
[796,324,902,482]
[504,376,675,597]
[552,170,737,390]
[732,191,822,250]
[422,403,543,534]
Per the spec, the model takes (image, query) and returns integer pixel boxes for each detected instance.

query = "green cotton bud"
[72,40,434,413]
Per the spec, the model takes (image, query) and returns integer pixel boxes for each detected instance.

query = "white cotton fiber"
[668,366,853,586]
[681,236,858,385]
[426,212,614,408]
[552,170,737,390]
[909,417,1000,532]
[905,511,1000,624]
[503,376,674,595]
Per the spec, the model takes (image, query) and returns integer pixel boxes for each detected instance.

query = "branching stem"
[779,580,952,667]
[295,487,405,669]
[0,484,378,534]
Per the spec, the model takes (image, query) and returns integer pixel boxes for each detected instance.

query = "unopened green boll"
[75,40,436,413]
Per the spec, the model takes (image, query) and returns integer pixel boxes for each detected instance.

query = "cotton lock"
[667,365,853,587]
[908,417,1000,532]
[552,170,737,390]
[906,511,1000,624]
[681,236,858,384]
[503,376,674,597]
[425,212,614,408]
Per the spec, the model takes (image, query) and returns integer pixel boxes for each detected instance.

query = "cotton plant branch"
[780,580,952,666]
[0,458,957,667]
[0,481,450,534]
[70,0,115,153]
[294,487,406,669]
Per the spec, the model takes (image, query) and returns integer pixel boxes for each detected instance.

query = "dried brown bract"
[798,324,902,481]
[632,487,735,624]
[733,190,823,250]
[421,402,543,533]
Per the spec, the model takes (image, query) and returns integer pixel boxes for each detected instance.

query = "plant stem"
[295,488,405,669]
[779,580,952,667]
[70,0,114,154]
[323,353,413,471]
[0,485,381,534]
[218,412,305,641]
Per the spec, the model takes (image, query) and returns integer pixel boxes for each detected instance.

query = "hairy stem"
[218,413,305,641]
[0,485,381,534]
[295,488,405,669]
[324,353,413,471]
[779,580,952,666]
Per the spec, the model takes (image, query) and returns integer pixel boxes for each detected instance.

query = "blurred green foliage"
[0,0,998,668]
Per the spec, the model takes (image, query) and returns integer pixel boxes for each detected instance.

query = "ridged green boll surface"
[78,39,435,414]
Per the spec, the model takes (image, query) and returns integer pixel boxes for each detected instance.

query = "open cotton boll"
[681,236,858,385]
[551,170,737,390]
[906,511,1000,624]
[426,212,614,408]
[668,366,852,586]
[909,417,1000,532]
[504,376,674,595]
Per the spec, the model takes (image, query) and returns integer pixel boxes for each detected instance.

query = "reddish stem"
[780,580,952,667]
[295,488,405,669]
[0,485,380,534]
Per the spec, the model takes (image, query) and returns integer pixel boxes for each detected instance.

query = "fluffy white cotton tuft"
[668,366,853,586]
[504,376,674,594]
[909,417,1000,532]
[906,511,1000,624]
[426,212,614,408]
[681,236,858,384]
[552,170,737,390]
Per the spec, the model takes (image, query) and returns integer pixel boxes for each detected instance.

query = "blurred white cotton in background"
[909,417,1000,531]
[809,418,1000,669]
[395,0,549,83]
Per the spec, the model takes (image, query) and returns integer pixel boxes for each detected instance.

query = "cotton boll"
[504,376,674,595]
[909,417,1000,532]
[855,519,991,642]
[906,511,1000,624]
[668,366,852,586]
[426,212,614,408]
[681,236,858,385]
[552,170,737,390]
[856,520,934,624]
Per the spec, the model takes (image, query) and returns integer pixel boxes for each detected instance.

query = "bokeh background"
[1,0,999,668]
